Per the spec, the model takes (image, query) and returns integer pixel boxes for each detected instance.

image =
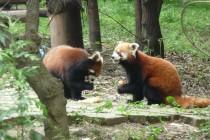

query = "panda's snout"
[112,52,121,60]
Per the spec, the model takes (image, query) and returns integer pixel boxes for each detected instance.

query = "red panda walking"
[43,45,103,100]
[112,41,210,108]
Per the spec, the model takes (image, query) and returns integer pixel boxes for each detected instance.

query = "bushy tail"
[174,96,210,108]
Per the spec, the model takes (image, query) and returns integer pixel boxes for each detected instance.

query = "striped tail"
[174,96,210,108]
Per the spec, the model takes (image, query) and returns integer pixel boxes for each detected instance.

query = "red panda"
[43,45,103,100]
[112,41,210,108]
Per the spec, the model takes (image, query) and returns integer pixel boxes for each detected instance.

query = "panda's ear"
[130,43,139,57]
[130,43,139,50]
[88,51,103,63]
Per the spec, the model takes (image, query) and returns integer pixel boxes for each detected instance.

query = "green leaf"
[30,130,44,140]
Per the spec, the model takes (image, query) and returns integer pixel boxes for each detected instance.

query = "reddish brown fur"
[91,61,103,77]
[116,42,210,108]
[43,45,89,79]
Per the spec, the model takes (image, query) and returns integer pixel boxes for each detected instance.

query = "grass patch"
[8,1,210,56]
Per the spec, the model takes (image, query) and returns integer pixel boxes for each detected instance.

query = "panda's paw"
[88,69,95,75]
[127,99,137,103]
[117,86,125,94]
[72,96,86,101]
[86,83,94,90]
[85,75,95,84]
[78,97,86,100]
[118,80,127,87]
[85,76,89,82]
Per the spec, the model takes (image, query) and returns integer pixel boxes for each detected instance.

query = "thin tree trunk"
[25,0,39,43]
[50,1,84,48]
[27,64,70,140]
[25,0,70,139]
[135,0,143,50]
[141,0,164,58]
[87,0,102,51]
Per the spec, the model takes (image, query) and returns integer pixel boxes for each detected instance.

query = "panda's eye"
[117,52,122,57]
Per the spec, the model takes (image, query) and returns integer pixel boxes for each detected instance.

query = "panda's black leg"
[118,84,136,94]
[70,88,85,100]
[127,86,144,103]
[118,83,144,103]
[63,83,71,99]
[143,84,163,105]
[72,82,94,91]
[132,92,144,102]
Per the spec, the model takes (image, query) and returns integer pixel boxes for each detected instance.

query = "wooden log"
[0,0,27,4]
[0,9,48,21]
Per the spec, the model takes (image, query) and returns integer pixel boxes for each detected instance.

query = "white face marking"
[130,43,140,57]
[111,51,128,62]
[89,51,103,64]
[121,52,128,60]
[97,55,103,64]
[111,51,121,61]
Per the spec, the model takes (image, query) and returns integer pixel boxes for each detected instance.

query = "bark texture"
[135,0,143,50]
[25,0,40,44]
[46,0,81,15]
[24,0,70,139]
[87,0,102,51]
[49,0,83,48]
[137,0,164,58]
[27,63,70,140]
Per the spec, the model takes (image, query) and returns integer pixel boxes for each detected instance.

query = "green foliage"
[0,16,43,140]
[0,40,39,139]
[12,1,210,56]
[127,130,144,140]
[127,125,164,140]
[146,125,164,140]
[0,14,11,48]
[199,120,210,138]
[30,130,44,140]
[166,96,180,107]
[39,0,46,8]
[95,100,113,113]
[35,101,48,117]
[117,104,129,115]
[128,101,147,109]
[0,40,39,80]
[71,111,85,124]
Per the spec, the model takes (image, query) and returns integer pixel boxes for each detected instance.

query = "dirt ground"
[4,51,210,140]
[68,121,207,140]
[69,51,210,140]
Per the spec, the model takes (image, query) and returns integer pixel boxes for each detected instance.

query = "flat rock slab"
[66,98,210,126]
[1,88,210,127]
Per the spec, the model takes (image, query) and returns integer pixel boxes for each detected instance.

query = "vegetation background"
[0,0,210,139]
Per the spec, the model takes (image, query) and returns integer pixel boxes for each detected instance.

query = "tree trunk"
[25,0,70,139]
[135,0,143,50]
[27,64,70,140]
[50,1,84,48]
[87,0,102,51]
[141,0,164,58]
[25,0,40,43]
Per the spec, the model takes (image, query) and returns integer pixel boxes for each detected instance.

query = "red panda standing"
[43,45,103,100]
[112,41,210,108]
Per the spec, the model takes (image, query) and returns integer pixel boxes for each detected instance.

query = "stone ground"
[1,52,210,139]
